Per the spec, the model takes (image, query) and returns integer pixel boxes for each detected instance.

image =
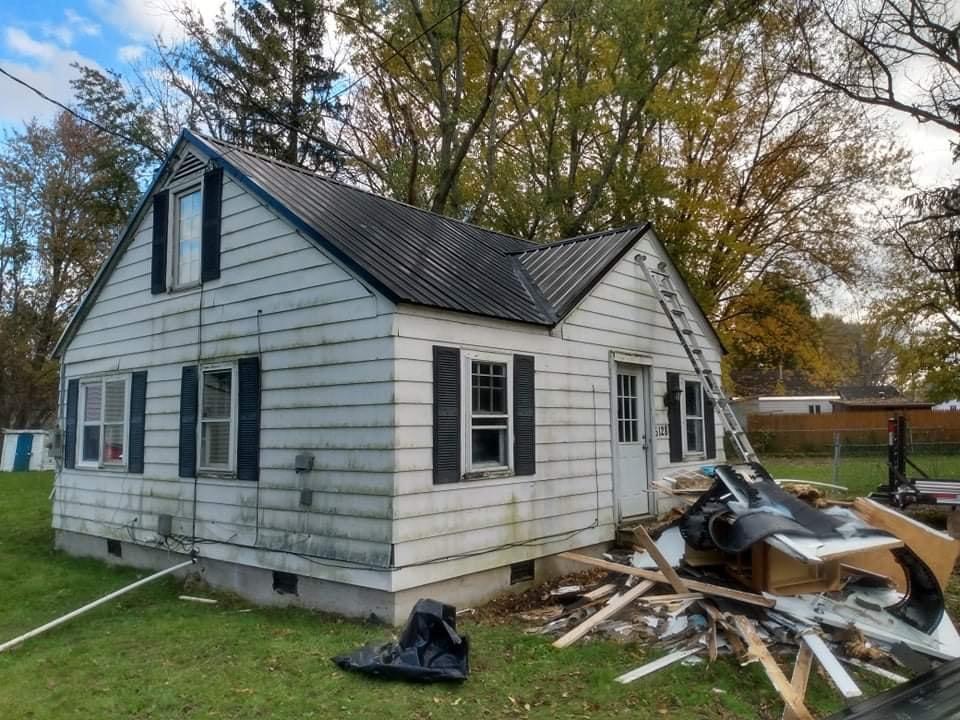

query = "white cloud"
[64,9,101,37]
[6,28,60,63]
[89,0,225,42]
[117,44,146,62]
[0,28,100,124]
[39,9,101,48]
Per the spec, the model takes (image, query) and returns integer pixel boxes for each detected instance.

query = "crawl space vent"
[106,539,122,558]
[273,571,299,596]
[509,560,535,585]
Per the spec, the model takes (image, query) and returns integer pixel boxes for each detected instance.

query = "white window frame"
[462,350,514,476]
[167,178,204,291]
[681,377,706,458]
[76,374,130,470]
[197,362,238,475]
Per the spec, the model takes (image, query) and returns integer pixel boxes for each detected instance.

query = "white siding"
[55,164,724,595]
[56,167,399,586]
[389,230,723,591]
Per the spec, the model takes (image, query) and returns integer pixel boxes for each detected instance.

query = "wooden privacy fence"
[746,410,960,454]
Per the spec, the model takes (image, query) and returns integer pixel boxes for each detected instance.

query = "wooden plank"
[852,497,960,590]
[558,552,775,608]
[639,592,704,603]
[614,648,701,684]
[633,524,689,593]
[782,644,813,720]
[731,615,814,720]
[581,583,617,601]
[800,632,862,700]
[840,657,908,684]
[552,580,655,649]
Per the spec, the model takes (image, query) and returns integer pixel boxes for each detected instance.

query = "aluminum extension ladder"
[637,255,758,463]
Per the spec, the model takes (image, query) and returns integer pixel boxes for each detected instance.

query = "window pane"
[616,373,639,444]
[202,421,231,467]
[83,383,102,422]
[472,361,506,414]
[685,381,702,416]
[202,370,232,419]
[102,423,125,463]
[82,425,100,462]
[177,190,202,285]
[686,418,704,452]
[103,380,126,423]
[472,427,507,466]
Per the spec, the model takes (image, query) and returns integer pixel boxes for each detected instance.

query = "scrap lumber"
[582,583,617,601]
[558,552,775,608]
[633,524,689,593]
[731,615,815,720]
[782,644,813,720]
[614,648,701,684]
[840,657,908,685]
[640,592,704,603]
[552,581,655,649]
[707,613,718,663]
[845,497,960,591]
[799,632,862,700]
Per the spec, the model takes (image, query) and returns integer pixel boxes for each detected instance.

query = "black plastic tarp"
[825,658,960,719]
[333,599,469,682]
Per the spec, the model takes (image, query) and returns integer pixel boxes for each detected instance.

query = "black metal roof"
[515,225,649,320]
[55,130,723,356]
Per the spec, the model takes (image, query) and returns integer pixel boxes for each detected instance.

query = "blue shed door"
[13,433,33,471]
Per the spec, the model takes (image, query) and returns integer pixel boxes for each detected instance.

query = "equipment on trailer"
[636,256,758,463]
[870,415,960,508]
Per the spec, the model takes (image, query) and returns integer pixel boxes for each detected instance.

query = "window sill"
[167,282,201,294]
[198,470,236,481]
[461,467,513,482]
[72,463,128,472]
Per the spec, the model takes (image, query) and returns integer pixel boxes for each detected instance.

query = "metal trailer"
[870,414,960,508]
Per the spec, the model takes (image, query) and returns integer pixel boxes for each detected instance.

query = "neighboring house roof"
[838,384,900,400]
[54,130,723,356]
[755,395,840,402]
[832,398,933,410]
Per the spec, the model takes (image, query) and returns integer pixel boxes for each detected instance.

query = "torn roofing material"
[54,130,721,357]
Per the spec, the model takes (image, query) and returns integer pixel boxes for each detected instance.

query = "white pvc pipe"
[0,558,194,653]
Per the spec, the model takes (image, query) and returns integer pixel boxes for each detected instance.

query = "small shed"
[1,430,51,472]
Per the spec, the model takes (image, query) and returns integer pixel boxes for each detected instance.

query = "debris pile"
[523,463,960,718]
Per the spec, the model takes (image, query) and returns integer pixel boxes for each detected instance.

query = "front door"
[13,433,33,471]
[613,365,651,518]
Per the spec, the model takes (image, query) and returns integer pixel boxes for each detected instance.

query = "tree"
[0,113,140,427]
[792,0,960,400]
[72,0,347,173]
[817,314,900,388]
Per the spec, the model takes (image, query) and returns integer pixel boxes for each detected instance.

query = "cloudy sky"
[1,0,957,193]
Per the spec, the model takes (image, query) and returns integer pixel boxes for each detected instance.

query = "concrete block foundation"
[54,529,610,625]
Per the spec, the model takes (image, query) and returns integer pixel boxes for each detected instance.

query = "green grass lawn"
[764,454,960,499]
[0,471,895,719]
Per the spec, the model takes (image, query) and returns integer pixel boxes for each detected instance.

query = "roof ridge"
[509,222,649,255]
[189,130,535,250]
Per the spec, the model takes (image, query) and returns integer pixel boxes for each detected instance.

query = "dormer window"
[174,187,202,286]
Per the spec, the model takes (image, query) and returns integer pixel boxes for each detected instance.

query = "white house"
[51,131,725,623]
[731,395,839,427]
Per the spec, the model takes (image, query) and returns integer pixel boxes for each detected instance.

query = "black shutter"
[151,191,168,294]
[64,379,79,469]
[666,372,683,462]
[200,167,223,282]
[704,392,717,459]
[513,354,536,476]
[179,365,198,478]
[433,346,461,484]
[128,371,147,473]
[237,356,261,482]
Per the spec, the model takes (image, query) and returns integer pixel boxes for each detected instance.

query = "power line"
[0,66,164,161]
[0,0,474,164]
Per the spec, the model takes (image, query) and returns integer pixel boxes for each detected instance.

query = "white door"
[613,364,651,518]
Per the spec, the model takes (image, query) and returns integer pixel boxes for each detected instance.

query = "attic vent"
[170,152,205,183]
[509,560,535,585]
